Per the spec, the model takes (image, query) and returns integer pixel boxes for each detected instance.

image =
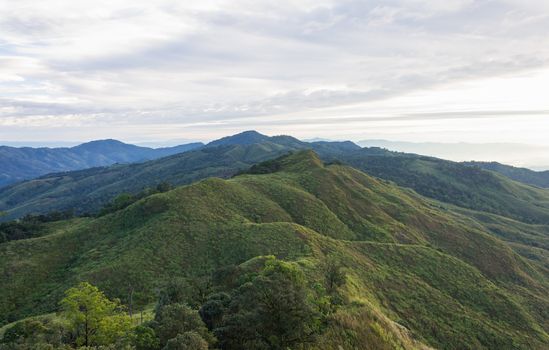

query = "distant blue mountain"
[0,140,204,187]
[206,130,271,147]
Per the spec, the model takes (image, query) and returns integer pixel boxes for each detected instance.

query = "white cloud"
[0,0,548,147]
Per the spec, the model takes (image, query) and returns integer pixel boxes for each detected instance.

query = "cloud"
[0,0,548,144]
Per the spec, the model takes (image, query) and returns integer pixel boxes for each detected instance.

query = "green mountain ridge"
[464,161,549,188]
[1,151,548,349]
[0,132,361,221]
[0,140,204,188]
[5,130,549,229]
[340,150,549,224]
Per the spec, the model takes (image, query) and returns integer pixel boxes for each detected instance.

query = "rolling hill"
[3,130,549,230]
[338,150,549,225]
[464,161,549,188]
[1,151,548,349]
[0,139,204,188]
[0,132,360,220]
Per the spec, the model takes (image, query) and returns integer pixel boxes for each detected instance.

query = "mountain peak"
[79,139,126,145]
[244,150,323,175]
[282,149,323,168]
[207,130,270,147]
[72,139,135,151]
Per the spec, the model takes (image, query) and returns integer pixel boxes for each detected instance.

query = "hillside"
[3,131,549,229]
[0,140,203,188]
[1,151,547,349]
[338,150,549,224]
[0,132,360,220]
[465,161,549,188]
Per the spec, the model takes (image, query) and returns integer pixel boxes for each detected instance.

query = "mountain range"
[0,140,204,188]
[0,131,360,220]
[1,150,548,349]
[2,131,549,225]
[1,131,548,349]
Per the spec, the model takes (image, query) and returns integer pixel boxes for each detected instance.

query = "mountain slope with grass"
[3,130,549,230]
[1,151,547,349]
[0,132,360,220]
[0,140,203,188]
[464,161,549,188]
[338,150,549,224]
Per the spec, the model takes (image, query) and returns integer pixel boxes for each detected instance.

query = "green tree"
[98,193,136,216]
[323,257,346,294]
[215,258,321,350]
[156,182,173,193]
[199,293,230,330]
[155,304,213,347]
[155,279,190,316]
[60,282,132,347]
[163,331,208,350]
[0,318,68,347]
[132,325,160,350]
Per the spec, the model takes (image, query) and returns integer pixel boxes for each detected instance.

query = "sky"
[1,0,549,150]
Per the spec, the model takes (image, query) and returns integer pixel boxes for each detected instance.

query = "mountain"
[0,132,359,220]
[1,151,547,349]
[337,149,549,224]
[206,130,271,147]
[358,139,549,170]
[464,161,549,188]
[0,140,204,188]
[3,130,549,228]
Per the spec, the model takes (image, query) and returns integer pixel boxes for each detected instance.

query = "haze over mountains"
[358,140,549,171]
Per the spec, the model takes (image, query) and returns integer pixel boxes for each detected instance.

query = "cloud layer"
[1,0,549,144]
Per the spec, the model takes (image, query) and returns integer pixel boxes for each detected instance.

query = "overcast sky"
[1,0,549,146]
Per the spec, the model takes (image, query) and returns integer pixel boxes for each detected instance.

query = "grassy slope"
[464,161,549,188]
[0,134,361,221]
[0,142,299,220]
[5,130,549,232]
[1,151,547,349]
[340,150,549,224]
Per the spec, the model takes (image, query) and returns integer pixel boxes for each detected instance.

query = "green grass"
[464,161,549,188]
[340,151,549,224]
[1,151,548,349]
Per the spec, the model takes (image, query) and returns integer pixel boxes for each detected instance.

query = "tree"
[214,258,321,350]
[60,282,132,347]
[199,293,231,330]
[156,277,212,314]
[155,279,190,317]
[156,182,173,193]
[323,257,346,294]
[163,332,208,350]
[0,318,68,347]
[155,303,213,347]
[133,325,161,350]
[98,193,136,216]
